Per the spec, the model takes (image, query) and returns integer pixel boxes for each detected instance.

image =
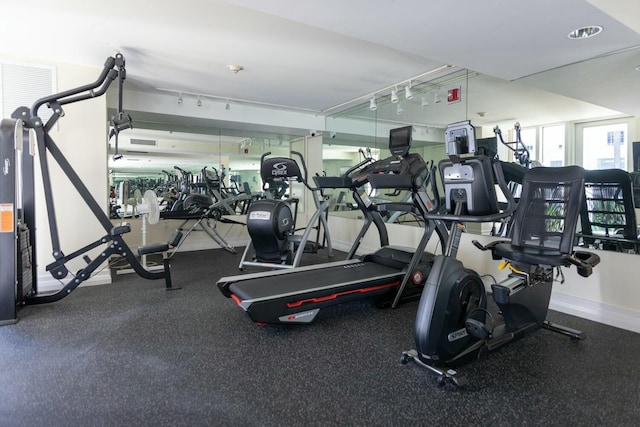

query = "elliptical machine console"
[401,120,600,387]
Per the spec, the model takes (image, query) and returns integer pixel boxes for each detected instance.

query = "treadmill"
[216,126,447,324]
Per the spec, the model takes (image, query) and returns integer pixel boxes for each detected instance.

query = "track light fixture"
[225,100,230,110]
[177,93,183,105]
[396,102,404,115]
[369,96,377,111]
[405,82,414,100]
[421,94,429,108]
[197,96,202,107]
[390,87,399,104]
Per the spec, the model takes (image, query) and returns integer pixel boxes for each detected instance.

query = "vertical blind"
[1,62,55,122]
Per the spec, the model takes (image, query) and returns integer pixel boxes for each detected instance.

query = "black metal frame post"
[0,120,22,324]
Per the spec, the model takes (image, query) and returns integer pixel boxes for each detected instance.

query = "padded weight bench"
[137,230,183,290]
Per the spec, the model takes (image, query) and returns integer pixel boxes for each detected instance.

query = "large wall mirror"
[323,61,640,254]
[108,49,639,255]
[107,122,300,219]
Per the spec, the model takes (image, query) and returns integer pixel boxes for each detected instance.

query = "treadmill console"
[389,126,412,157]
[351,126,427,191]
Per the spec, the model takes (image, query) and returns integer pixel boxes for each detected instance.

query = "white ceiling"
[1,0,639,138]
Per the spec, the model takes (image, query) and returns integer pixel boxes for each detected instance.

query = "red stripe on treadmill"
[230,294,243,306]
[286,281,400,308]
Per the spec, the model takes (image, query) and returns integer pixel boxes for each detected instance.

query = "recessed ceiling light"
[567,26,603,40]
[227,64,244,73]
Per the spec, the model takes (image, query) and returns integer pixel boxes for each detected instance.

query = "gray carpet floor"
[1,247,639,426]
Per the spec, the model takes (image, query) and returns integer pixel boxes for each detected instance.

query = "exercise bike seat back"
[491,165,586,268]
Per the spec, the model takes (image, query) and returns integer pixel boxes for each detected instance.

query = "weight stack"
[17,224,34,303]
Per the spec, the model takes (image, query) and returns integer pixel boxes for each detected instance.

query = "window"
[581,122,627,170]
[541,125,565,167]
[519,127,537,162]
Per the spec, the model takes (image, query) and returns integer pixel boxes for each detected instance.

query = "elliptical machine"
[239,151,333,269]
[401,120,600,387]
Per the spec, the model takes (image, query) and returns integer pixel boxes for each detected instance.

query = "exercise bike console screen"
[389,126,412,157]
[440,121,498,216]
[445,120,476,157]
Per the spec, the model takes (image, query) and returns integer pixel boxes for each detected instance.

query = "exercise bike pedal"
[400,349,418,365]
[400,349,467,388]
[438,369,467,388]
[465,318,492,340]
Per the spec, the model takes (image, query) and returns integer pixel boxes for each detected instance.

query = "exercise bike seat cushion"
[492,242,568,267]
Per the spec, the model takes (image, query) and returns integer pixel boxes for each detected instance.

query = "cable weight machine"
[0,54,179,325]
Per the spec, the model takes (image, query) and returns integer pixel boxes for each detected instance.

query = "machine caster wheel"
[436,375,446,386]
[400,349,417,365]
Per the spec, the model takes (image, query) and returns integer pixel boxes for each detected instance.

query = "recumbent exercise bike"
[401,120,600,387]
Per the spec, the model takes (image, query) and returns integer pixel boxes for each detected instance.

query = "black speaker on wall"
[633,141,640,172]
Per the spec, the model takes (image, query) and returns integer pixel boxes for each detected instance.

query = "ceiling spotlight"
[177,93,183,105]
[225,101,230,110]
[227,64,244,73]
[369,96,377,111]
[567,25,603,39]
[434,91,442,104]
[396,102,404,115]
[390,87,399,104]
[405,83,414,100]
[197,96,202,107]
[421,95,429,108]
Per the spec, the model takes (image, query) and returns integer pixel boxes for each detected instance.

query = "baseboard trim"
[331,239,376,256]
[173,238,249,253]
[337,239,640,334]
[549,292,640,334]
[37,269,112,294]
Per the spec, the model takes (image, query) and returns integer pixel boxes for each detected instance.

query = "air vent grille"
[130,138,157,146]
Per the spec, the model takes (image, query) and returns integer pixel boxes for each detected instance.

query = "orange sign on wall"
[0,203,14,233]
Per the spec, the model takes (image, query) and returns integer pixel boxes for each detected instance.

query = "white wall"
[0,56,111,291]
[21,61,111,291]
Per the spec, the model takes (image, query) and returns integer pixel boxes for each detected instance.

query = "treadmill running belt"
[230,261,402,301]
